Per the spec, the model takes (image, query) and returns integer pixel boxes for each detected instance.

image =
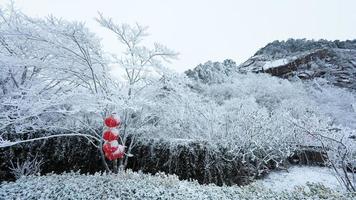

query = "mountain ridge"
[186,39,356,90]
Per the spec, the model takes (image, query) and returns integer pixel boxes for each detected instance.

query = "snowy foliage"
[185,59,237,84]
[307,80,356,129]
[96,13,177,89]
[103,70,355,185]
[0,5,116,136]
[9,156,43,179]
[1,170,354,200]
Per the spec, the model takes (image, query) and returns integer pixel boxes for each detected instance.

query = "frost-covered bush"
[0,4,130,173]
[185,59,238,84]
[0,5,116,135]
[9,156,43,179]
[0,171,354,200]
[118,71,356,186]
[307,80,356,129]
[132,73,331,168]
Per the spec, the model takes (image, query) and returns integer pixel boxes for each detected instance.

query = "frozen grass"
[1,168,355,200]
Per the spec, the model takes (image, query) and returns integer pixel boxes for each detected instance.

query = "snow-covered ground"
[0,166,354,199]
[255,166,345,192]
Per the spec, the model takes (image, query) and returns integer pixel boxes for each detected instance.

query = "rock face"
[239,39,356,90]
[186,39,356,90]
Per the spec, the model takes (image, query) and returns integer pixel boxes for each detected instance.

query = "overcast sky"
[2,0,356,72]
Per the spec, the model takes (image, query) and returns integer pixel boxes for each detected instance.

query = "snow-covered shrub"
[112,70,356,186]
[296,80,356,191]
[9,156,43,179]
[131,73,329,171]
[307,79,356,129]
[0,171,354,199]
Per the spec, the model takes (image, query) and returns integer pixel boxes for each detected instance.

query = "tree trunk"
[113,159,118,173]
[99,142,110,172]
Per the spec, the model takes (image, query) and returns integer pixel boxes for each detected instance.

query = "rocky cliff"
[187,39,356,90]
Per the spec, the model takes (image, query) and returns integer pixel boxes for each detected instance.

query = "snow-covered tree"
[0,4,118,171]
[96,13,177,169]
[96,13,177,95]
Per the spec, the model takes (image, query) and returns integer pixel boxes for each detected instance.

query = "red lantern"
[103,141,119,154]
[102,114,125,161]
[103,128,119,141]
[104,114,121,128]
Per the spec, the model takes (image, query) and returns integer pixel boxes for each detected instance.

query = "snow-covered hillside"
[185,39,356,130]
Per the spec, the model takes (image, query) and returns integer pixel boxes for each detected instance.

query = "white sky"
[1,0,356,72]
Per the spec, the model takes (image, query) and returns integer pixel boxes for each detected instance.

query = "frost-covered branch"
[96,13,177,88]
[0,133,101,148]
